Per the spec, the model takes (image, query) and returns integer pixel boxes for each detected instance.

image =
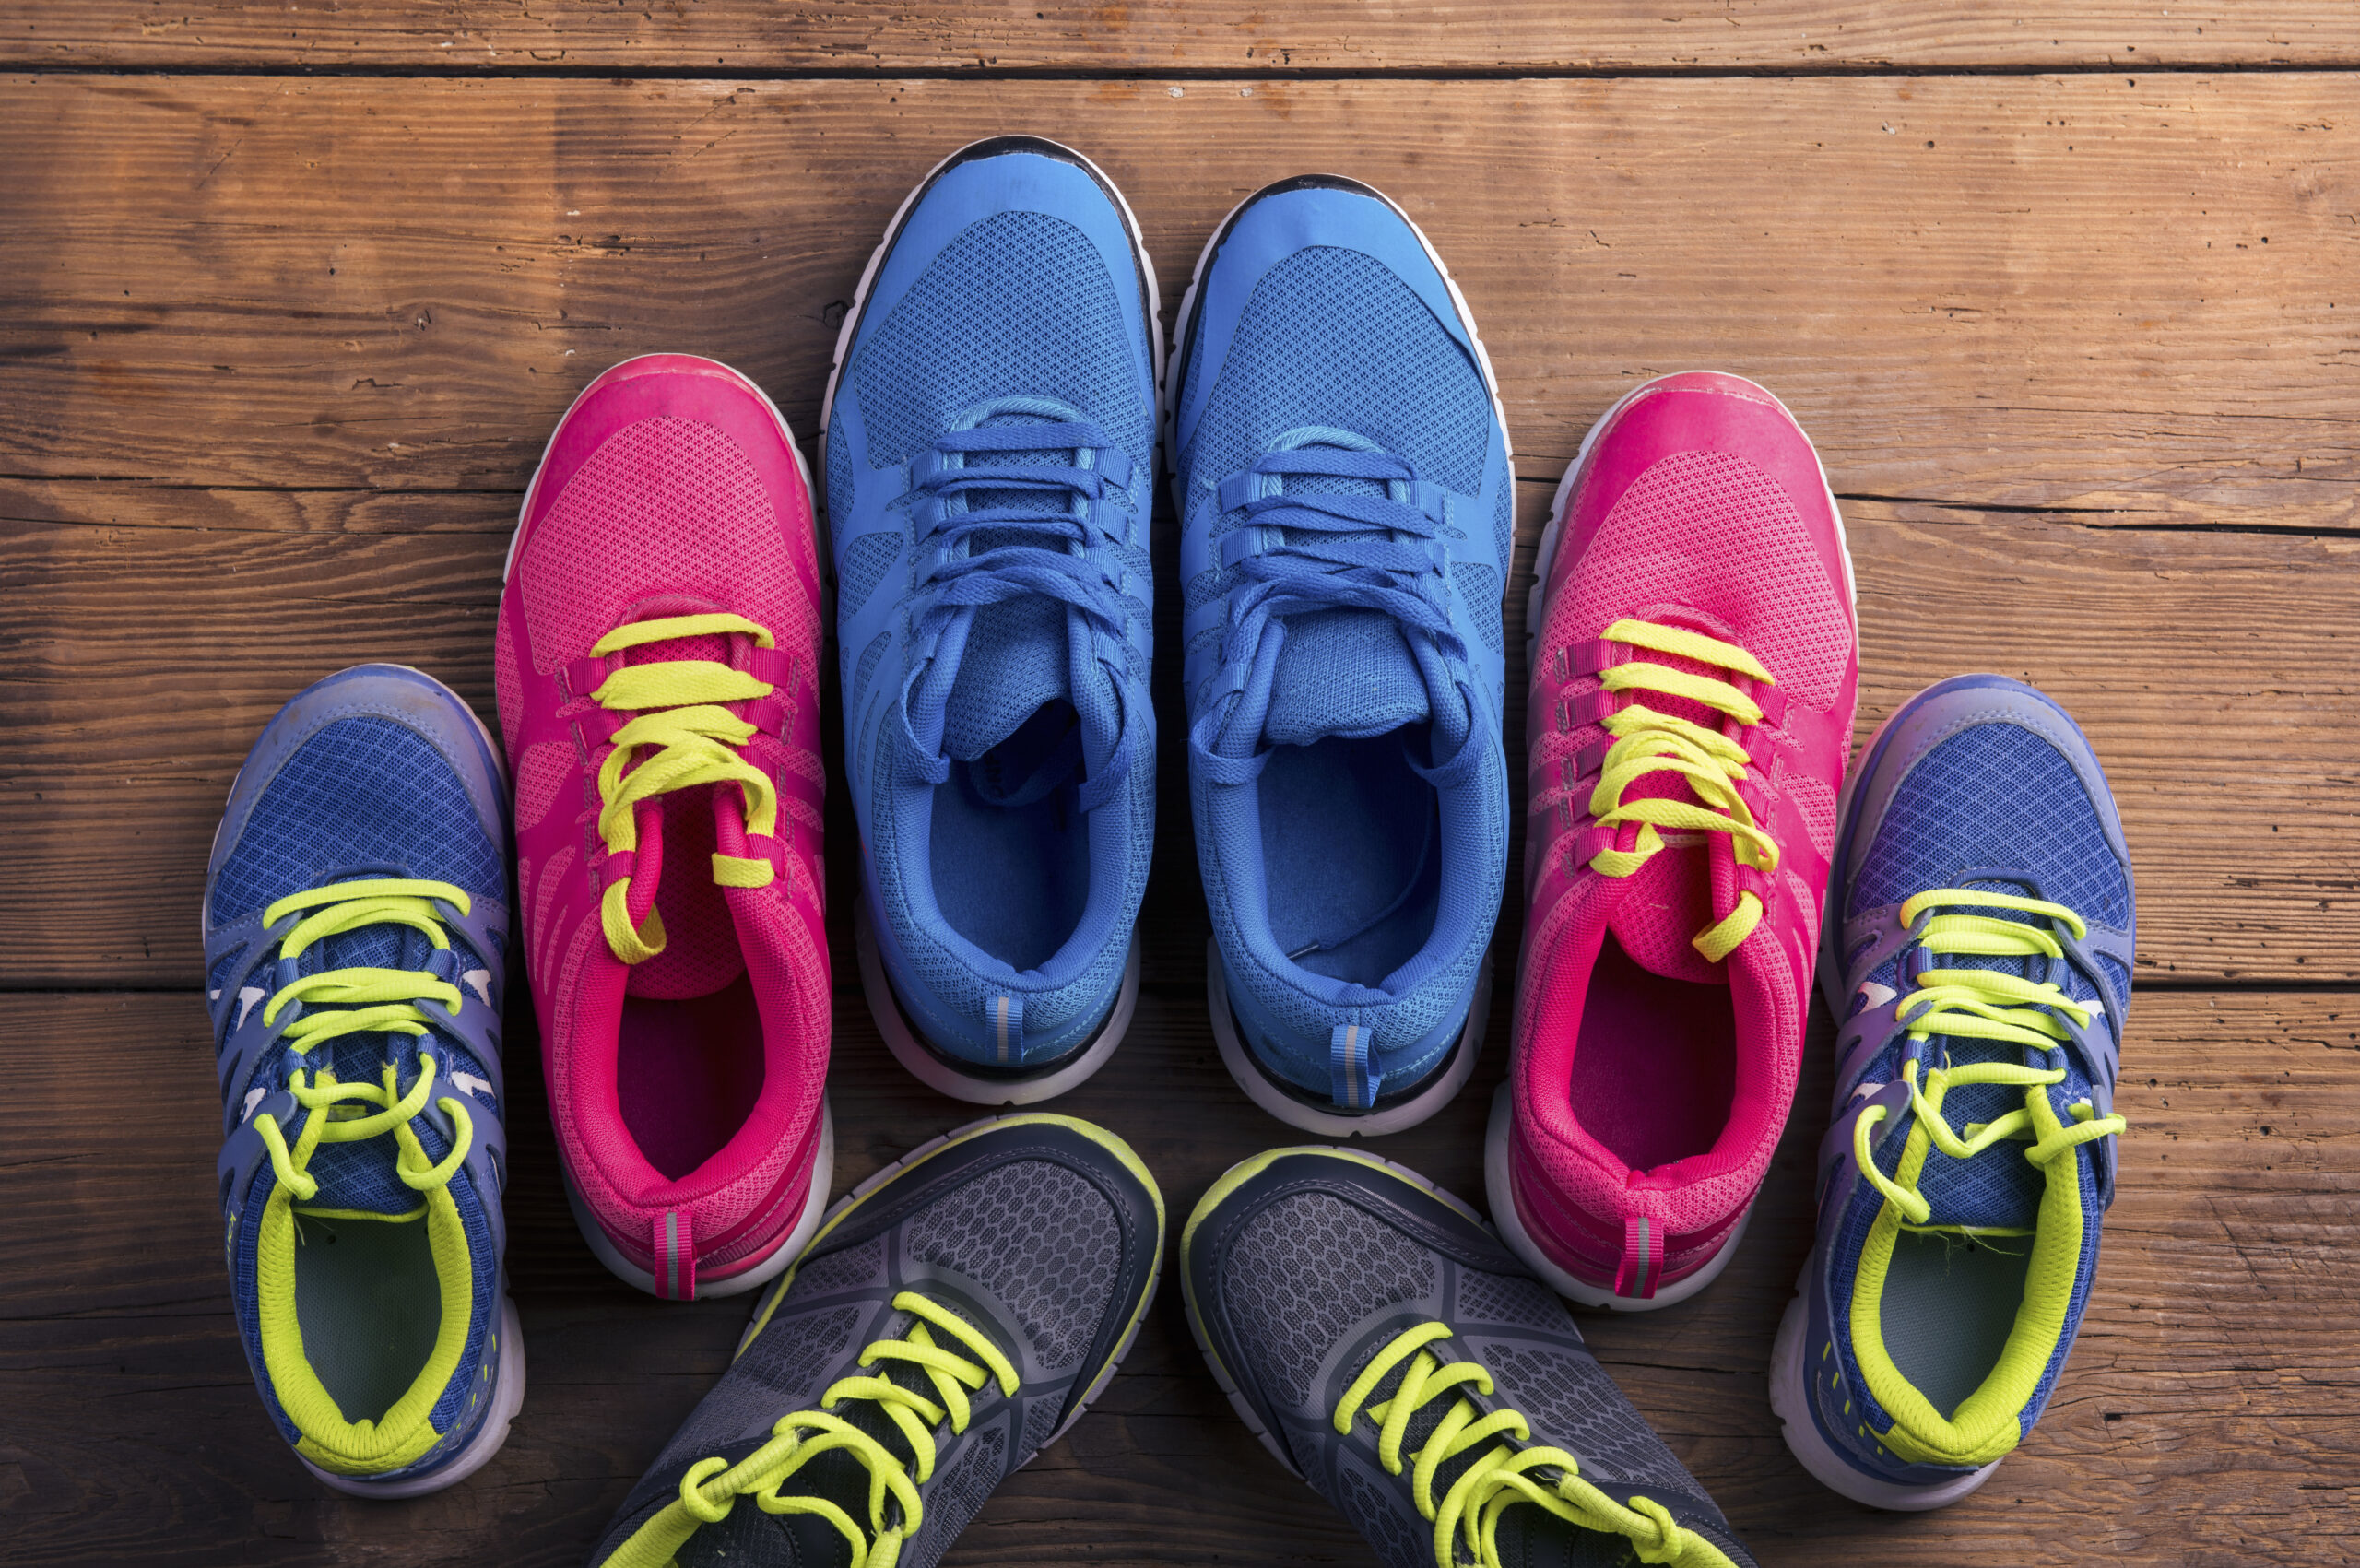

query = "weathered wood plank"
[0,74,2356,529]
[4,484,2354,988]
[2,986,2351,1566]
[6,3,2360,74]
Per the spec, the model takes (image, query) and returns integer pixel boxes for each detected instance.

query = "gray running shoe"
[1182,1147,1755,1568]
[589,1113,1163,1568]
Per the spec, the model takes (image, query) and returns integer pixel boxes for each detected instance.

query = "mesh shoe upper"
[496,353,832,1296]
[202,666,513,1483]
[1172,179,1512,1115]
[825,139,1159,1073]
[1183,1149,1754,1568]
[1798,676,2131,1489]
[1507,371,1858,1302]
[588,1114,1162,1568]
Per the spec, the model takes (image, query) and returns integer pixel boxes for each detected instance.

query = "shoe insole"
[1881,1230,2035,1419]
[1257,733,1439,986]
[619,973,767,1182]
[1568,935,1737,1172]
[932,703,1092,974]
[292,1211,441,1425]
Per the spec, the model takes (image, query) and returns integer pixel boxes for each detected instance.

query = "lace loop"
[1575,619,1779,962]
[612,1291,1020,1568]
[587,612,782,964]
[1331,1322,1737,1568]
[1213,439,1466,677]
[899,410,1141,815]
[1852,889,2127,1224]
[245,878,478,1208]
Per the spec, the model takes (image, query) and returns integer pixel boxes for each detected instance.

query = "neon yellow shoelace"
[1852,890,2128,1224]
[1580,619,1780,962]
[590,612,783,963]
[1333,1322,1737,1568]
[605,1292,1020,1568]
[247,878,476,1213]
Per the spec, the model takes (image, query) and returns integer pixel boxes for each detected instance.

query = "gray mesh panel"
[906,1160,1118,1371]
[1223,1191,1436,1408]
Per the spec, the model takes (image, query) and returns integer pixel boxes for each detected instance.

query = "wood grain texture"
[1,986,2351,1567]
[1,73,2357,525]
[6,2,2360,74]
[7,487,2356,988]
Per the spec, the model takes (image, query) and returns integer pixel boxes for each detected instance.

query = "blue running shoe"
[1771,675,2133,1508]
[201,665,521,1495]
[822,136,1160,1105]
[1170,176,1513,1136]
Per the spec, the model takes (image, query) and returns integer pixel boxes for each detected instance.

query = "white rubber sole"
[300,1294,526,1498]
[1768,1270,2000,1510]
[1482,1082,1752,1314]
[1525,372,1857,678]
[820,136,1165,482]
[856,894,1139,1105]
[562,1101,836,1301]
[741,1110,1163,1465]
[1178,1144,1493,1482]
[1207,937,1489,1138]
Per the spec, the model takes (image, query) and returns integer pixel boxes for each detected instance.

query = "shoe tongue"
[1262,609,1431,746]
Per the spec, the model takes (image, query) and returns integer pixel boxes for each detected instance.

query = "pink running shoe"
[1489,372,1857,1311]
[497,354,833,1301]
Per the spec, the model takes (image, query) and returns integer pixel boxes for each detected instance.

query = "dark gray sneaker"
[589,1113,1163,1568]
[1182,1147,1755,1568]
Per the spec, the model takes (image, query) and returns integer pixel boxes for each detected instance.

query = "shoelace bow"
[902,410,1141,813]
[1852,890,2128,1224]
[606,1292,1021,1568]
[1335,1323,1735,1568]
[1576,619,1782,962]
[588,611,784,964]
[248,879,476,1209]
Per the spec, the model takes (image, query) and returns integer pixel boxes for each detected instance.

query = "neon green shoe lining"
[1845,889,2128,1469]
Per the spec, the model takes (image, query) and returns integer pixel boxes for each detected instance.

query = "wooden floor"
[4,6,2357,1566]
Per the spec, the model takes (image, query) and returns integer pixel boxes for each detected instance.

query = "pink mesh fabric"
[1559,448,1849,711]
[514,740,576,835]
[498,357,832,1291]
[518,416,818,674]
[1508,373,1857,1300]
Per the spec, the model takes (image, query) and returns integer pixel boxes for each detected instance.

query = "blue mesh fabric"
[825,417,854,524]
[870,725,1150,1043]
[1453,561,1502,654]
[211,718,502,926]
[841,201,1154,1055]
[1853,723,2129,926]
[838,530,904,618]
[850,210,1150,478]
[1181,246,1499,708]
[1180,242,1507,1084]
[851,631,891,718]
